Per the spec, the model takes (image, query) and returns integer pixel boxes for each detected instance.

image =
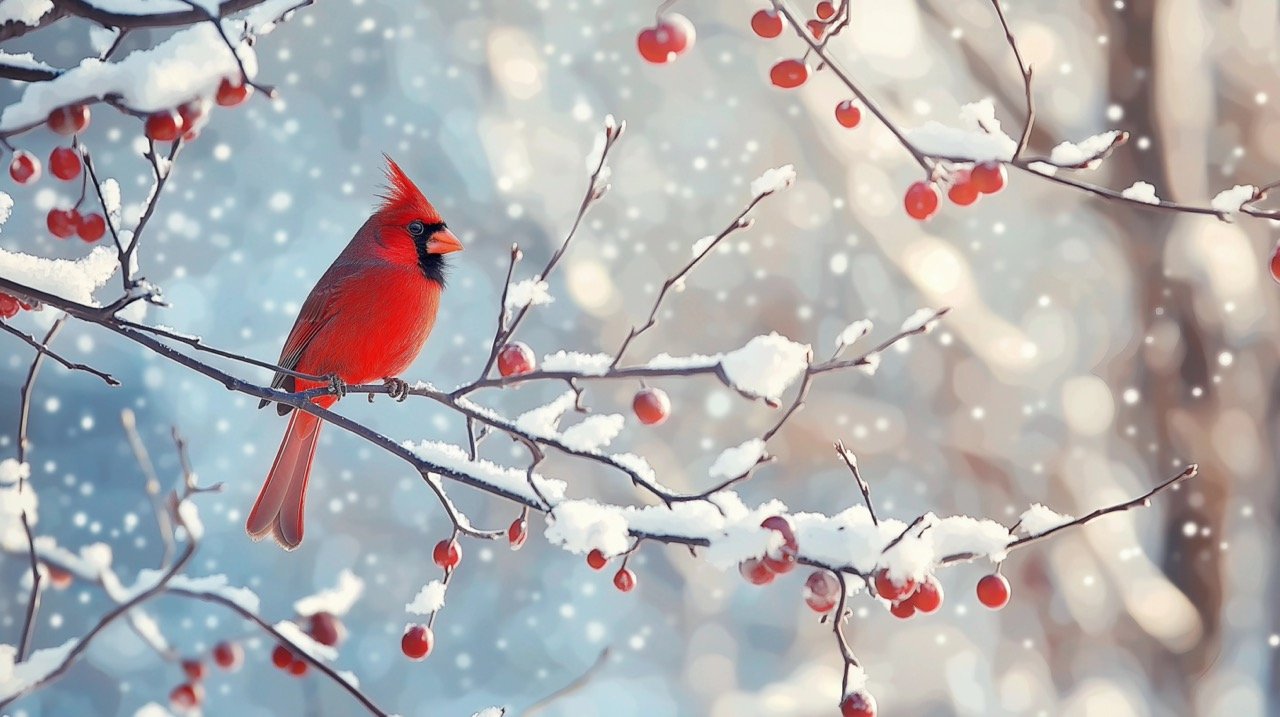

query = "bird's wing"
[260,262,362,413]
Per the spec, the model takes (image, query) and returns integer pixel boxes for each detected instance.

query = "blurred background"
[1,0,1278,715]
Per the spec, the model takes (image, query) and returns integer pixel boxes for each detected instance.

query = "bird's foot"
[325,373,348,398]
[383,377,410,402]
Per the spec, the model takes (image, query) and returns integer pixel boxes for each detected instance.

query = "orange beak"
[427,228,463,255]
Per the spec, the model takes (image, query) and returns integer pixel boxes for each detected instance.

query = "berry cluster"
[6,77,255,243]
[498,341,674,425]
[583,548,638,593]
[271,611,347,677]
[904,162,1009,221]
[749,4,866,129]
[9,143,106,244]
[144,78,251,142]
[731,514,1018,714]
[0,293,35,320]
[167,642,243,712]
[737,515,798,585]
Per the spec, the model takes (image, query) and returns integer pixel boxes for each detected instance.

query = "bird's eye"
[407,220,426,236]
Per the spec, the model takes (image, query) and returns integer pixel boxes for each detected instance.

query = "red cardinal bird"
[246,156,462,549]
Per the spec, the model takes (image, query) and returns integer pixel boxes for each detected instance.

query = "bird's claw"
[383,377,410,402]
[326,374,347,398]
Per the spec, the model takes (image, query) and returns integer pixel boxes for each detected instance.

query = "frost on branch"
[0,246,118,305]
[0,0,52,29]
[405,580,447,615]
[558,414,625,452]
[834,319,872,353]
[294,569,364,617]
[0,23,256,132]
[513,391,576,438]
[719,333,810,401]
[540,351,612,375]
[903,99,1016,162]
[166,574,261,613]
[1019,503,1074,537]
[274,621,337,661]
[1210,184,1258,213]
[0,51,51,74]
[0,640,75,702]
[402,440,567,506]
[709,439,766,479]
[749,164,796,196]
[1048,130,1125,169]
[504,278,552,310]
[1121,181,1161,205]
[900,308,941,334]
[543,500,631,557]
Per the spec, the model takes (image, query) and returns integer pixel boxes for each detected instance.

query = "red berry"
[970,161,1007,194]
[212,641,243,671]
[637,16,694,65]
[739,557,775,585]
[873,568,916,601]
[46,104,90,136]
[288,658,308,676]
[636,27,671,64]
[613,567,636,592]
[433,538,461,571]
[586,548,608,570]
[401,624,433,661]
[181,659,205,681]
[803,570,839,613]
[840,689,878,717]
[632,387,671,425]
[508,517,528,549]
[144,110,184,142]
[889,599,915,619]
[9,151,40,184]
[760,515,798,573]
[976,573,1010,609]
[497,341,535,377]
[947,171,980,206]
[49,147,80,181]
[750,9,783,38]
[216,77,253,107]
[664,13,696,54]
[47,208,80,239]
[807,19,826,38]
[911,575,943,613]
[903,181,939,221]
[308,611,347,647]
[0,294,19,320]
[835,100,861,128]
[169,682,203,710]
[77,213,106,243]
[271,644,293,669]
[816,1,836,20]
[770,59,809,89]
[1270,244,1280,284]
[178,98,209,129]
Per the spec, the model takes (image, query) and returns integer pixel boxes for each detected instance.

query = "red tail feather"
[247,410,323,550]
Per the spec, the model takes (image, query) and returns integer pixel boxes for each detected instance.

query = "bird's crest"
[377,155,442,226]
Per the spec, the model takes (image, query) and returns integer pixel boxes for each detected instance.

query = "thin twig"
[0,321,119,385]
[525,648,612,716]
[12,320,63,659]
[835,441,876,526]
[121,409,175,567]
